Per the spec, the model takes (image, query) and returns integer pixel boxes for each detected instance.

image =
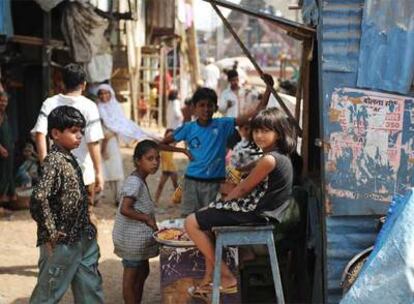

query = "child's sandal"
[188,283,212,297]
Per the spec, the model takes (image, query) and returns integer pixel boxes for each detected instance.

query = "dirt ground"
[0,145,189,304]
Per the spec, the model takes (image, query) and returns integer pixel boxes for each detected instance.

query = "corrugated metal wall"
[318,1,381,303]
[326,216,377,303]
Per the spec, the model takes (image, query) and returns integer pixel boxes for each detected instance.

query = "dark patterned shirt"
[30,145,96,246]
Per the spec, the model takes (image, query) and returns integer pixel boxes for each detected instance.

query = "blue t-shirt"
[173,117,236,180]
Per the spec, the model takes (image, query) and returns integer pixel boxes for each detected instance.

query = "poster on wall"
[325,88,414,214]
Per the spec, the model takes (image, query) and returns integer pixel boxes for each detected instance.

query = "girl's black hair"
[47,106,86,139]
[250,107,297,155]
[133,140,159,161]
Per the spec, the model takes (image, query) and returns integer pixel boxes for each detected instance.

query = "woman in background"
[0,92,16,207]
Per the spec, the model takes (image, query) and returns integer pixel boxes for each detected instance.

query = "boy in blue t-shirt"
[163,80,272,216]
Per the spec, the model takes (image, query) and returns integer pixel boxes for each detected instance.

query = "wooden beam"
[42,11,51,100]
[209,1,302,135]
[301,39,313,176]
[11,35,68,50]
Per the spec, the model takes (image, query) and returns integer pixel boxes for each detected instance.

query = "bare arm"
[160,133,192,160]
[120,197,158,230]
[0,144,8,158]
[35,132,48,163]
[224,155,276,201]
[235,74,274,126]
[101,129,116,160]
[87,141,104,192]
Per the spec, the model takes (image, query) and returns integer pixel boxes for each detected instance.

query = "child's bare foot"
[220,275,237,290]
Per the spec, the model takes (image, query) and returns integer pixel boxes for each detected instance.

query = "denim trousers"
[30,234,104,304]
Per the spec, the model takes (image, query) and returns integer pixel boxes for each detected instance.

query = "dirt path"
[0,146,188,304]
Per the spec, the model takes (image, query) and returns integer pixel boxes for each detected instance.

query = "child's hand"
[102,149,110,160]
[261,73,274,88]
[219,182,237,200]
[45,242,54,256]
[46,231,67,255]
[184,149,193,161]
[0,146,8,158]
[145,216,158,231]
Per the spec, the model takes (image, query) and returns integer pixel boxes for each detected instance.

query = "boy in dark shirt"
[30,106,104,303]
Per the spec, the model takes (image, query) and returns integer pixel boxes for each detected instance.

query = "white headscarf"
[96,84,161,143]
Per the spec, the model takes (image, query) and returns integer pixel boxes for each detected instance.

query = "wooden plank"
[11,35,68,50]
[301,39,313,176]
[295,42,305,122]
[42,11,51,100]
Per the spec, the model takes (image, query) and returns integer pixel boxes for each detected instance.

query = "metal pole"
[209,1,302,135]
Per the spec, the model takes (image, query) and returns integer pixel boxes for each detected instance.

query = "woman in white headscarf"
[96,84,161,143]
[96,84,161,205]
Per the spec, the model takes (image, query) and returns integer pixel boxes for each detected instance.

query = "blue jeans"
[30,234,104,304]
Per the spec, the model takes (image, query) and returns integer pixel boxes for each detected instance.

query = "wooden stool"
[211,225,285,304]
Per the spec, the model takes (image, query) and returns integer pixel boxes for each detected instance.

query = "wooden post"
[42,11,51,100]
[126,19,140,123]
[173,38,177,87]
[158,45,165,127]
[295,42,305,123]
[301,39,313,176]
[186,0,201,89]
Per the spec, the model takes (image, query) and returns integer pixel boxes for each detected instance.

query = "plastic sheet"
[340,189,414,304]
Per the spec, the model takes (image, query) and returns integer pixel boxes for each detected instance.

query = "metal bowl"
[341,246,374,294]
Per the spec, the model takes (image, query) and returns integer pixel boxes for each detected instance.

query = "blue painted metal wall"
[318,1,383,303]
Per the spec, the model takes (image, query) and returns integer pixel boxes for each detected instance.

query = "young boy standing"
[30,106,104,304]
[163,79,271,216]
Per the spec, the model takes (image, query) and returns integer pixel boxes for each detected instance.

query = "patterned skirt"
[208,179,268,212]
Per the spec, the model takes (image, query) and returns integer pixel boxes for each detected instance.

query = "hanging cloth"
[61,2,109,63]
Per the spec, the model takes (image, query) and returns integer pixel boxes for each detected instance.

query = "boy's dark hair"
[47,106,86,139]
[62,63,86,91]
[168,89,178,101]
[250,107,297,155]
[191,87,217,108]
[184,97,192,106]
[227,69,238,81]
[133,140,159,161]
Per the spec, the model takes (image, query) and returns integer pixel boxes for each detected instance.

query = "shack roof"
[202,0,315,39]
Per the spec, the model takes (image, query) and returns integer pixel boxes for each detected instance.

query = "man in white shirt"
[201,57,220,91]
[218,69,246,149]
[32,63,104,206]
[218,69,247,118]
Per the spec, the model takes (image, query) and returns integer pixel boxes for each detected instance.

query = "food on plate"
[156,228,191,242]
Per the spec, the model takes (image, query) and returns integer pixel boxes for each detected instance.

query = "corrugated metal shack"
[208,0,414,303]
[316,0,414,303]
